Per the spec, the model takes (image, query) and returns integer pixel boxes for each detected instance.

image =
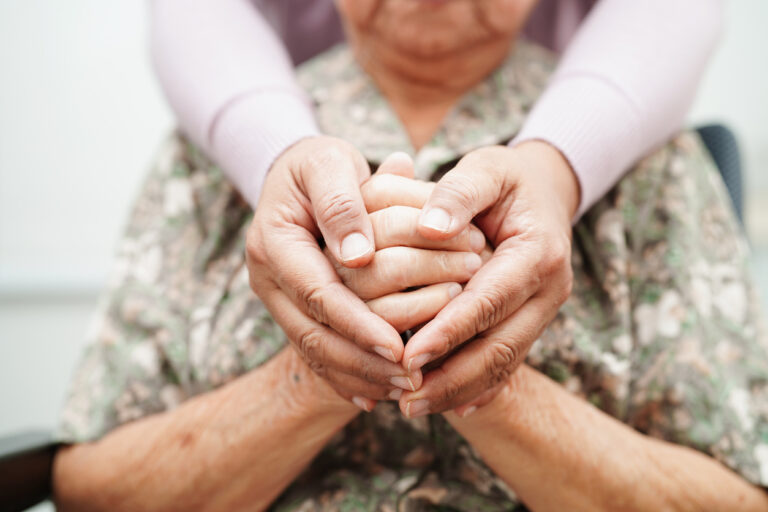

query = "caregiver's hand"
[246,136,410,405]
[399,141,580,417]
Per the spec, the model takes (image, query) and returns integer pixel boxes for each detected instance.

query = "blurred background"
[1,0,767,464]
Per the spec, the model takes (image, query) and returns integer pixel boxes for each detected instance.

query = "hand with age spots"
[396,141,579,418]
[247,141,487,411]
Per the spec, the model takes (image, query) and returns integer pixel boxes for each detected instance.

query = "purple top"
[150,0,722,219]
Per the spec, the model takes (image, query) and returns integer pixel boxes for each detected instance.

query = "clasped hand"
[246,136,578,417]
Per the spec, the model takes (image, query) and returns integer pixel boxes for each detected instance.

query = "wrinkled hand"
[398,141,580,418]
[246,138,482,410]
[246,136,408,408]
[327,153,487,407]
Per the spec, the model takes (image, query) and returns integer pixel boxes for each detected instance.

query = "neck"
[351,36,512,150]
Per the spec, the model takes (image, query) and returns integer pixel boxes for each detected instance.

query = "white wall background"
[0,0,172,295]
[0,0,767,477]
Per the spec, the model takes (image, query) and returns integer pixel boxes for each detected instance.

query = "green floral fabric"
[58,41,768,509]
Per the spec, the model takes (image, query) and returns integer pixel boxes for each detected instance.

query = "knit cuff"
[210,89,320,208]
[512,74,643,221]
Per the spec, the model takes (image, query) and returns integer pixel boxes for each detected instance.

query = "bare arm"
[52,156,477,510]
[53,348,359,512]
[446,365,768,511]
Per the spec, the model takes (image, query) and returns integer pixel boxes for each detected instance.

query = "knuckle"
[438,172,481,213]
[315,191,363,228]
[297,328,326,367]
[304,286,331,325]
[357,360,380,384]
[381,247,410,289]
[484,342,520,386]
[537,235,571,277]
[245,226,267,267]
[436,251,453,275]
[373,300,406,330]
[307,359,326,377]
[558,268,574,304]
[373,209,398,245]
[469,288,508,334]
[304,143,347,171]
[364,174,396,204]
[439,377,463,406]
[334,265,358,293]
[463,146,510,177]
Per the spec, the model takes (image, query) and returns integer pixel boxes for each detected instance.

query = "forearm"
[150,0,320,207]
[447,366,768,511]
[54,348,358,511]
[515,0,723,219]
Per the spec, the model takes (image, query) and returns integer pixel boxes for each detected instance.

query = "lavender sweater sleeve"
[150,0,339,207]
[514,0,723,219]
[151,0,722,214]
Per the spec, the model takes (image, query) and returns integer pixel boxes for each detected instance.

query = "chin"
[376,6,492,58]
[390,31,485,58]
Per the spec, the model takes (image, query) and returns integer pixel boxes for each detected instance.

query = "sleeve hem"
[511,75,644,221]
[209,90,321,208]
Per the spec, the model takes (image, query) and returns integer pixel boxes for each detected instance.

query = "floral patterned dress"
[58,41,768,510]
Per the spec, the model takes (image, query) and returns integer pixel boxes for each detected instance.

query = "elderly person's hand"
[247,147,484,407]
[399,140,580,417]
[246,136,406,402]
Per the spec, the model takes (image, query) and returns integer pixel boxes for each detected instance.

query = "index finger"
[401,241,541,371]
[254,221,405,363]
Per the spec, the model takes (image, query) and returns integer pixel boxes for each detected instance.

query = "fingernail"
[406,399,430,418]
[465,253,482,273]
[407,353,432,372]
[352,396,371,412]
[448,283,462,299]
[461,405,477,418]
[390,376,416,392]
[470,229,485,252]
[421,208,451,233]
[341,232,373,262]
[388,388,403,400]
[374,345,398,363]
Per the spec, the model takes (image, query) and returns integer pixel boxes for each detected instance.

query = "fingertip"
[470,228,486,253]
[374,345,398,364]
[404,398,430,419]
[447,282,462,299]
[378,152,415,178]
[465,253,482,274]
[408,369,423,390]
[352,396,376,412]
[453,404,478,419]
[406,353,432,373]
[397,393,426,418]
[397,395,409,416]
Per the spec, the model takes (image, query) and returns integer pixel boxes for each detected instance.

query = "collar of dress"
[296,40,557,181]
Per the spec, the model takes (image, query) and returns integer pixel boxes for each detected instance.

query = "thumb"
[301,142,376,268]
[418,146,508,240]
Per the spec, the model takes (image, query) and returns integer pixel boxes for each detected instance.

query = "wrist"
[271,348,360,421]
[444,365,534,434]
[212,91,320,208]
[515,140,581,222]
